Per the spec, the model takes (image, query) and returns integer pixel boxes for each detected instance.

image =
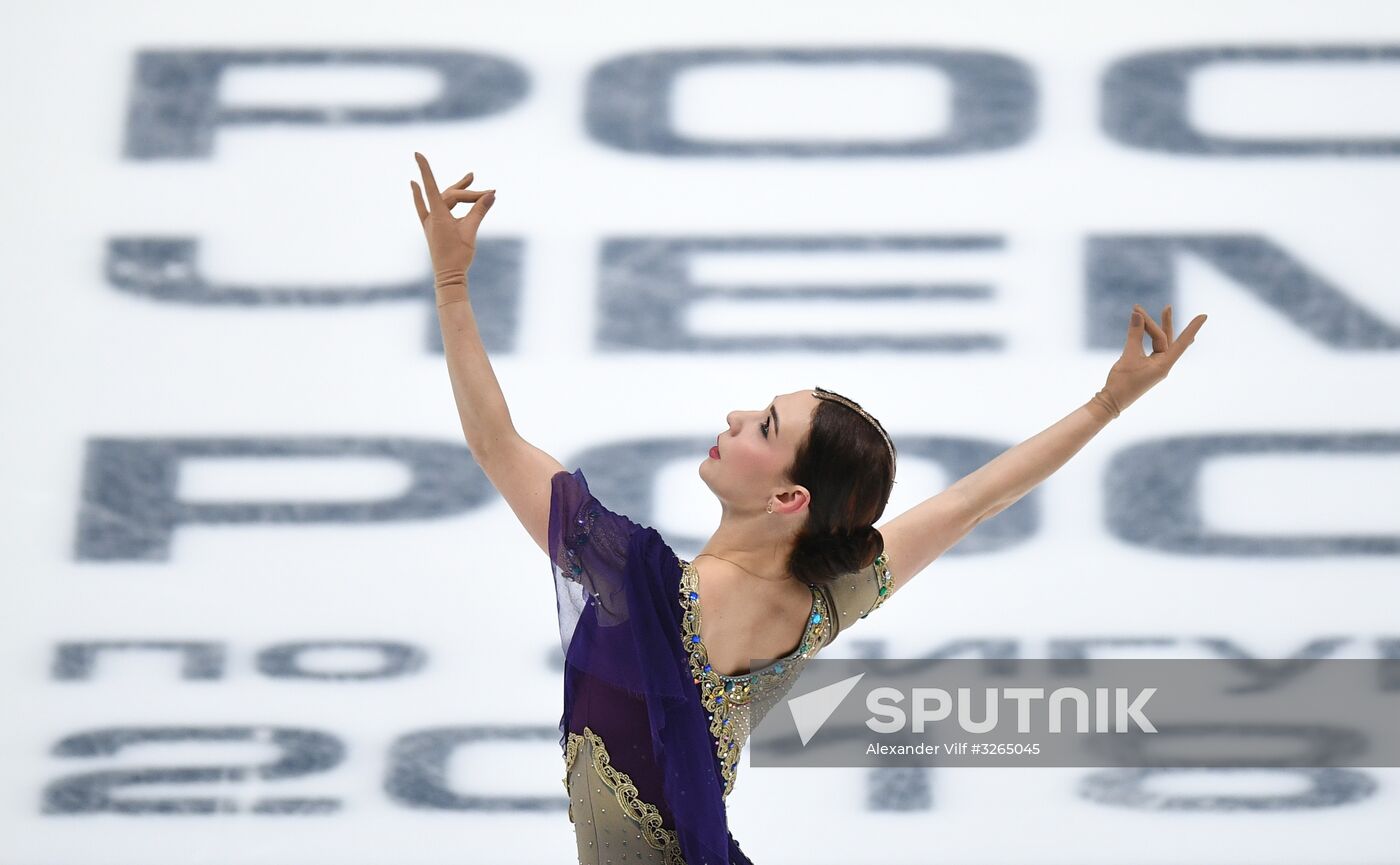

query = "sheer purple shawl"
[549,468,753,865]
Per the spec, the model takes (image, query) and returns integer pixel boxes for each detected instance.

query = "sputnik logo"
[787,673,866,745]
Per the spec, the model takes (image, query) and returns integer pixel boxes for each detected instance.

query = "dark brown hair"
[783,387,897,584]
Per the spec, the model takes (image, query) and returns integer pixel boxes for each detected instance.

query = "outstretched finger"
[443,187,493,210]
[1163,304,1174,343]
[1136,304,1169,353]
[1169,313,1208,358]
[449,171,475,191]
[1120,306,1147,358]
[410,181,429,222]
[414,152,443,214]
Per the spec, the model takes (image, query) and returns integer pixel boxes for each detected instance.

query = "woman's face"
[700,389,821,516]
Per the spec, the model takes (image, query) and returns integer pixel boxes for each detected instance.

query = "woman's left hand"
[1098,303,1208,415]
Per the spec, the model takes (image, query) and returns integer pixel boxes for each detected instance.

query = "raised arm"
[411,152,565,557]
[876,304,1208,600]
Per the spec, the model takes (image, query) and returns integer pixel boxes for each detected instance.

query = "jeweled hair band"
[813,386,896,467]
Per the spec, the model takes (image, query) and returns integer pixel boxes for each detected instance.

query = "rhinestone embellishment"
[677,557,829,798]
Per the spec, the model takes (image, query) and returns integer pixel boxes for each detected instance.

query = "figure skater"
[409,152,1207,865]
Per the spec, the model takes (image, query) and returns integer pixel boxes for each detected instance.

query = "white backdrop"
[3,1,1398,863]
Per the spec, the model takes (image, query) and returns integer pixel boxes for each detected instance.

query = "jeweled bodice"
[676,553,892,798]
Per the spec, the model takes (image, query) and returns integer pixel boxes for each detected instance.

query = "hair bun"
[791,523,884,582]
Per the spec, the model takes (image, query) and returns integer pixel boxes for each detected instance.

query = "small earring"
[766,503,774,514]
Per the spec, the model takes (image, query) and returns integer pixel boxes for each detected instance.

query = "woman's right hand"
[409,152,496,289]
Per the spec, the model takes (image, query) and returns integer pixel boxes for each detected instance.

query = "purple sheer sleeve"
[548,468,644,656]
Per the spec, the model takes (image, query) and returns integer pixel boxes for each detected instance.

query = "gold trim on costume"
[865,551,894,616]
[563,730,582,823]
[562,726,683,864]
[678,558,829,798]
